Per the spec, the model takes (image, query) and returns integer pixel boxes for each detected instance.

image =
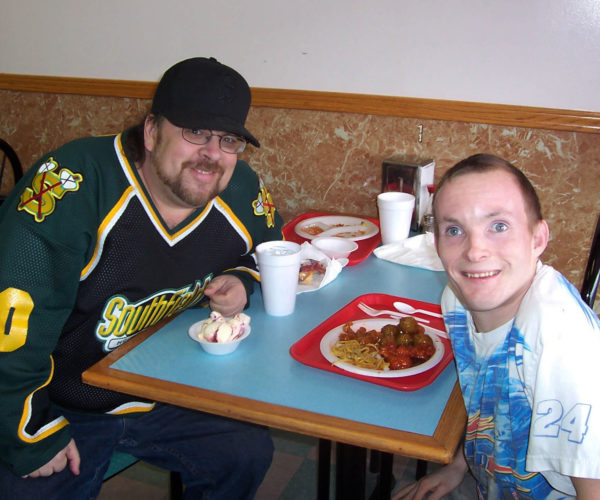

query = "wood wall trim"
[2,73,599,134]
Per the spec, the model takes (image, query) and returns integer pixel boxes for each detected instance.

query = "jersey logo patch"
[252,178,276,228]
[18,157,83,222]
[96,276,210,352]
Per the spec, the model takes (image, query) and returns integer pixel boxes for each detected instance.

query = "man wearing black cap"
[0,57,282,499]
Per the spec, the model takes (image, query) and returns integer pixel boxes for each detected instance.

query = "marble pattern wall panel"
[243,107,600,294]
[1,89,599,301]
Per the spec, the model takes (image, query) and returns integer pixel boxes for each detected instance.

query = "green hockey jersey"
[0,132,283,474]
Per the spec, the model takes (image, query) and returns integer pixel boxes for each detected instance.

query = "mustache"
[183,160,222,174]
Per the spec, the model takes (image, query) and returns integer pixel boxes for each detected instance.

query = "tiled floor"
[98,429,477,499]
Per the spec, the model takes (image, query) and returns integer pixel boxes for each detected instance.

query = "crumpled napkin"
[297,242,346,293]
[373,233,445,272]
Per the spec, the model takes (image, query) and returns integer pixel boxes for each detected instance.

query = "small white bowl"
[312,237,359,259]
[188,320,251,355]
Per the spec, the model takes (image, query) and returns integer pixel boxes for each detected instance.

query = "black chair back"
[0,138,23,206]
[581,214,600,308]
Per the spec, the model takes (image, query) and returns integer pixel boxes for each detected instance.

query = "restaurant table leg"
[369,451,393,500]
[415,459,428,479]
[369,449,381,473]
[317,439,332,500]
[335,443,366,500]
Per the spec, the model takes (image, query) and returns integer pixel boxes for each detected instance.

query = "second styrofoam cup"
[256,241,301,316]
[377,192,416,244]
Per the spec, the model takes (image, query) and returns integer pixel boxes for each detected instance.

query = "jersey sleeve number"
[532,399,591,444]
[0,288,34,352]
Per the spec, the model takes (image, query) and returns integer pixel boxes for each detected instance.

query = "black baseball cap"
[151,57,259,147]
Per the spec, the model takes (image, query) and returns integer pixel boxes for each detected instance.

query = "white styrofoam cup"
[256,241,302,316]
[377,192,416,244]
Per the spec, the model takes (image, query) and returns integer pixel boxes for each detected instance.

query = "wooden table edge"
[83,327,466,464]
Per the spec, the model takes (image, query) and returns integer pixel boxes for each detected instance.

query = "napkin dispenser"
[381,156,435,231]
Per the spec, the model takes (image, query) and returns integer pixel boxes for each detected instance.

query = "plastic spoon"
[393,301,444,318]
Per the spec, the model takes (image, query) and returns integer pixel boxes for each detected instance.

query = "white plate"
[294,216,379,241]
[319,318,444,378]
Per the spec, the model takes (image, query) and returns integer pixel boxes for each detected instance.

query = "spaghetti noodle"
[330,340,389,370]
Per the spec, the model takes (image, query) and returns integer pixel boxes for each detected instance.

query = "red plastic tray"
[289,293,453,391]
[282,212,381,266]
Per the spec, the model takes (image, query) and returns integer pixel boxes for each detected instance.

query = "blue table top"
[111,255,453,437]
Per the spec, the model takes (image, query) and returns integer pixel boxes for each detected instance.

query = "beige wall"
[2,1,599,112]
[1,89,599,307]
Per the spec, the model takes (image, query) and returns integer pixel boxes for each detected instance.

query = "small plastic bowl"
[188,320,251,355]
[312,237,359,259]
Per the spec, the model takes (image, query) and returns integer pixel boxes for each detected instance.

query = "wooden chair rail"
[2,73,599,135]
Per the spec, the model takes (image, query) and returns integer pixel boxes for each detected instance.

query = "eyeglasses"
[181,128,246,154]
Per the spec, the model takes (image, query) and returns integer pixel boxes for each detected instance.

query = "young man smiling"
[395,154,600,499]
[0,57,282,499]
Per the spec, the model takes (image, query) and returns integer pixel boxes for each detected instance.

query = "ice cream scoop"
[199,311,251,343]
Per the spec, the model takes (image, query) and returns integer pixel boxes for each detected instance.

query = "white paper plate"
[294,216,379,241]
[319,318,444,378]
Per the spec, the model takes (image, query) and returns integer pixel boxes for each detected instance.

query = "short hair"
[432,153,543,226]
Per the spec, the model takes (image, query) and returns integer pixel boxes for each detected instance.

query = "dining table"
[83,247,466,500]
